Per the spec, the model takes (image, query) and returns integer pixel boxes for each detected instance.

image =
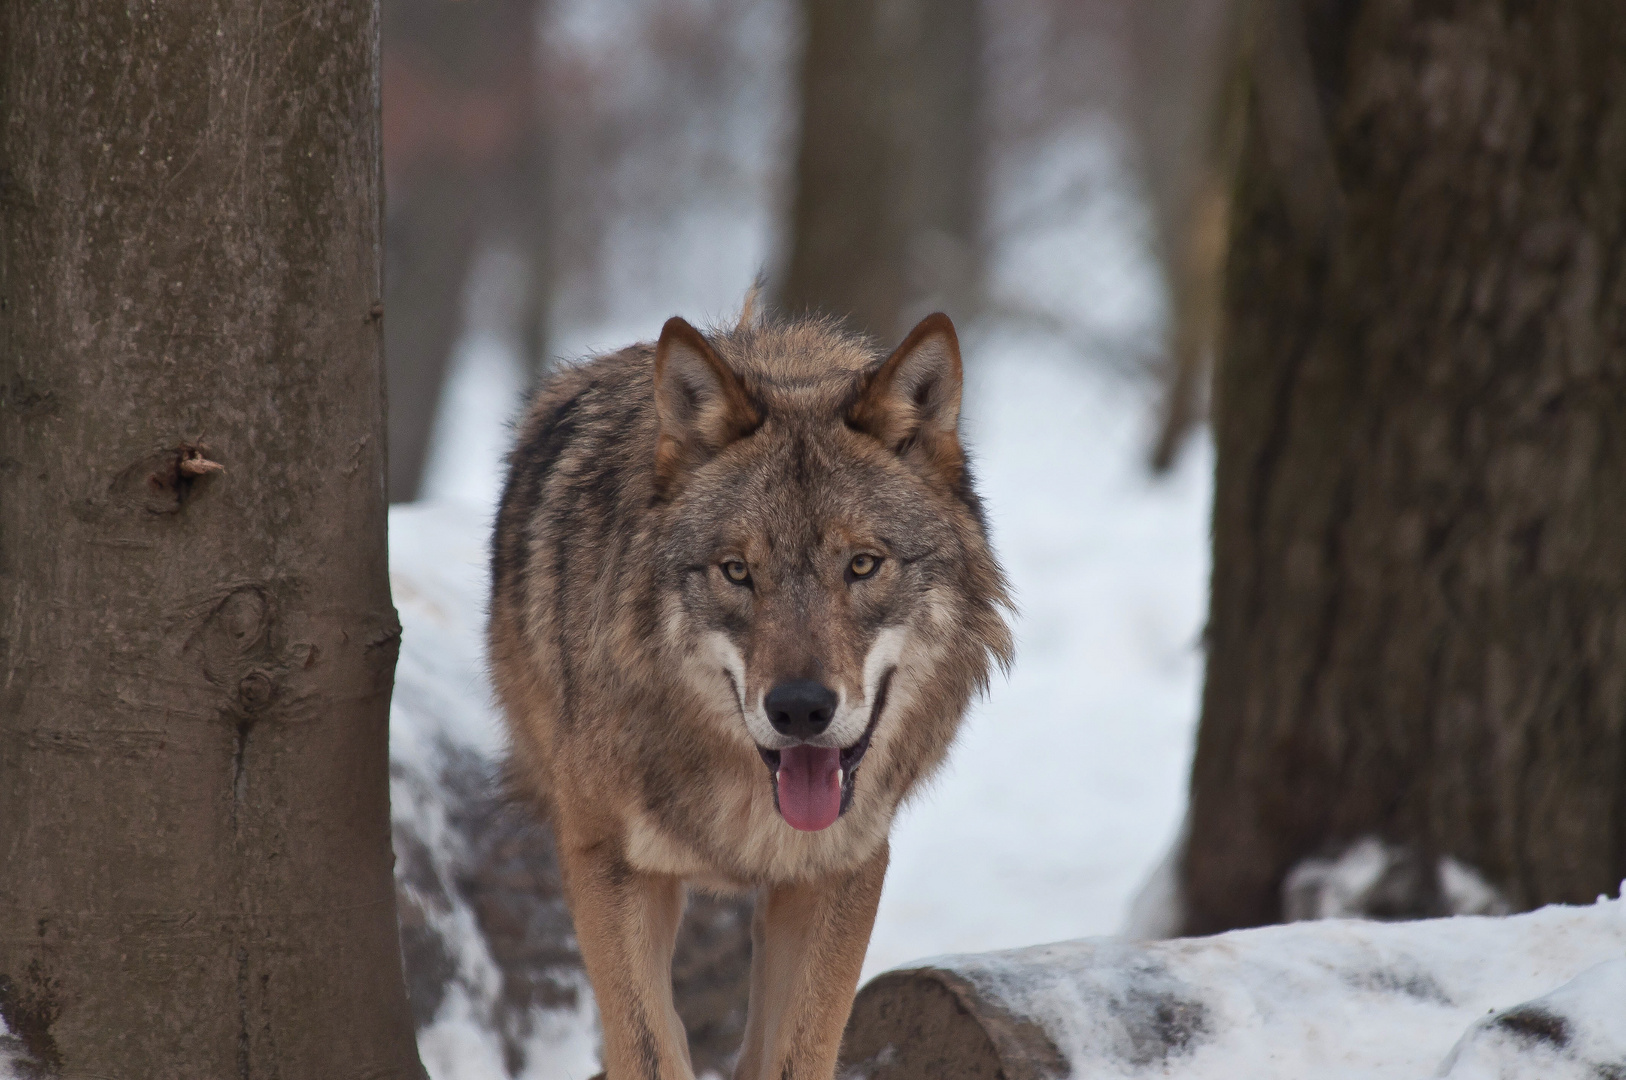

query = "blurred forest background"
[377,2,1626,1074]
[379,0,1237,504]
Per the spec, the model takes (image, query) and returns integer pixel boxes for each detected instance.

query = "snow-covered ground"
[390,498,603,1080]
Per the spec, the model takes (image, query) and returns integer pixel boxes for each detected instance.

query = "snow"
[0,1018,32,1079]
[389,498,506,765]
[1438,958,1626,1079]
[910,896,1626,1079]
[1282,837,1513,924]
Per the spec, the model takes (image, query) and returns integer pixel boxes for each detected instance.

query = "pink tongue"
[776,745,842,831]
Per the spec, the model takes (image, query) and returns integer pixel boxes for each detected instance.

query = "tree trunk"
[0,2,425,1076]
[1182,0,1626,935]
[777,0,983,340]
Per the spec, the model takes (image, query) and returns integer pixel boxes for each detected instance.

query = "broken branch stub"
[178,445,224,476]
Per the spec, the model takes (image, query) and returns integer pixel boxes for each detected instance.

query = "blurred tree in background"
[376,0,1234,501]
[1183,0,1626,934]
[1124,0,1244,471]
[383,0,551,503]
[382,0,971,501]
[777,0,984,340]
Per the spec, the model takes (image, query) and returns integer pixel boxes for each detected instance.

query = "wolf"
[488,304,1013,1080]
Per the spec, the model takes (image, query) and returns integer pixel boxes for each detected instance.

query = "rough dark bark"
[777,0,983,340]
[1182,0,1626,935]
[0,2,425,1075]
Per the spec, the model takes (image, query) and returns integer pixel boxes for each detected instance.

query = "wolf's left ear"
[848,313,965,486]
[654,316,759,494]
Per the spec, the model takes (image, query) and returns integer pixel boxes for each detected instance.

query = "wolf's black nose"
[765,679,838,740]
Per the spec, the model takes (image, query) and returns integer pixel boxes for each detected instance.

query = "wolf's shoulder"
[506,343,654,474]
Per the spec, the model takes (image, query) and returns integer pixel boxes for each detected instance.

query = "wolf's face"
[654,315,1013,833]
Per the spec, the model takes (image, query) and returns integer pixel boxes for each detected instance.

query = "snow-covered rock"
[843,895,1626,1079]
[389,501,600,1080]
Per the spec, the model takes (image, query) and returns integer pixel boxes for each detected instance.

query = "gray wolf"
[488,306,1013,1080]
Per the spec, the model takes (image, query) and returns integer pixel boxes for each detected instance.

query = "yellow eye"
[723,560,750,584]
[849,553,879,579]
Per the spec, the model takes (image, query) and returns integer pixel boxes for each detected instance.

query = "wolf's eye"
[722,560,751,585]
[848,554,880,580]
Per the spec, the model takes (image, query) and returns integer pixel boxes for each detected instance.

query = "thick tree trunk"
[777,0,982,340]
[1182,0,1626,935]
[0,2,425,1076]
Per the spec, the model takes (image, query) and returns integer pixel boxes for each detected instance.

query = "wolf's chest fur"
[618,764,894,891]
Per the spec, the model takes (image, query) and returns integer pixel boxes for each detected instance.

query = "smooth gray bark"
[0,2,425,1075]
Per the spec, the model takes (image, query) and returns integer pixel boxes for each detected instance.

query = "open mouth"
[757,668,894,832]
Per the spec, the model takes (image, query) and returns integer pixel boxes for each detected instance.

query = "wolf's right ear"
[653,316,759,494]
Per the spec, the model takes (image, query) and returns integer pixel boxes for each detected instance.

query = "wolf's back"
[491,344,663,621]
[486,345,668,803]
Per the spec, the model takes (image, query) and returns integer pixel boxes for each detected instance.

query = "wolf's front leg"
[558,839,693,1080]
[733,843,888,1080]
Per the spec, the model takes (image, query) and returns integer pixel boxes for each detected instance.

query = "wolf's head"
[654,313,1014,834]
